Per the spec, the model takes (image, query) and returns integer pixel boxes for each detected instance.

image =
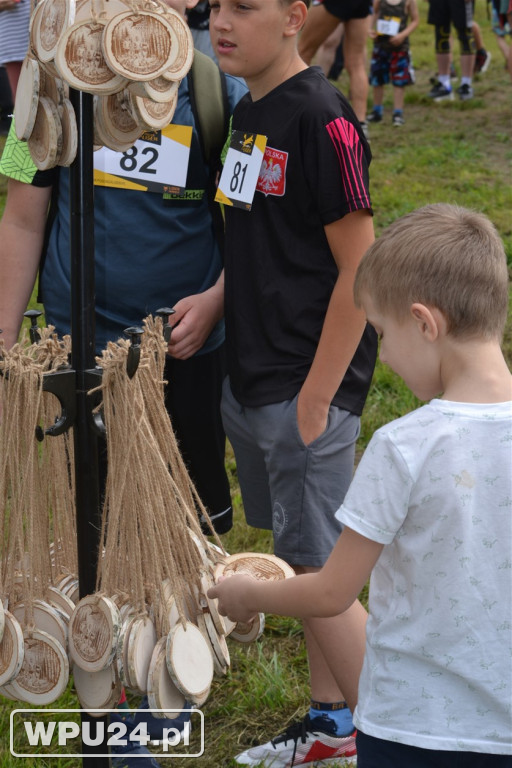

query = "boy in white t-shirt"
[209,203,512,767]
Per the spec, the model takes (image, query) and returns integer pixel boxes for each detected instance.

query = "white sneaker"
[235,715,357,767]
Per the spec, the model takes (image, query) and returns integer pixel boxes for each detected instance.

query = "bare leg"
[371,84,384,107]
[342,16,371,123]
[315,23,344,76]
[299,3,341,64]
[392,85,405,111]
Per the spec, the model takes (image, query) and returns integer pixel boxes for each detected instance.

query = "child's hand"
[389,32,406,46]
[207,574,259,624]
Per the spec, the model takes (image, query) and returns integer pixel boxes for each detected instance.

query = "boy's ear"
[410,302,445,342]
[284,1,309,37]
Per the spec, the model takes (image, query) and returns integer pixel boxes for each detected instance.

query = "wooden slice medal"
[147,636,186,716]
[102,10,179,82]
[12,599,68,651]
[160,7,193,82]
[33,0,76,63]
[57,97,78,166]
[14,55,41,141]
[94,90,143,151]
[229,613,266,644]
[68,594,121,672]
[27,95,63,170]
[125,615,157,694]
[166,621,213,707]
[54,18,128,94]
[128,75,179,104]
[215,552,296,582]
[128,92,178,131]
[73,661,122,714]
[47,585,75,622]
[199,571,227,637]
[0,611,24,686]
[10,629,69,705]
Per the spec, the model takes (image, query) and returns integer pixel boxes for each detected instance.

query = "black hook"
[24,309,43,344]
[124,326,144,379]
[155,307,176,344]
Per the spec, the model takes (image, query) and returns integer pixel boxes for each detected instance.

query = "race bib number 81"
[215,130,267,210]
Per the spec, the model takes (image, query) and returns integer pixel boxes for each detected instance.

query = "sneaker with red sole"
[235,714,357,767]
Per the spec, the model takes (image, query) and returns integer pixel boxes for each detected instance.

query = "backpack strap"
[187,50,230,255]
[188,49,229,167]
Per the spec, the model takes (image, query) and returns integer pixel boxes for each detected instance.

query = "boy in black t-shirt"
[209,2,377,766]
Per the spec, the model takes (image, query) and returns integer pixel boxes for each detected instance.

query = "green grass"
[0,2,511,765]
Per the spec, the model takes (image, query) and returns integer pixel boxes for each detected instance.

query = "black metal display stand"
[68,87,110,768]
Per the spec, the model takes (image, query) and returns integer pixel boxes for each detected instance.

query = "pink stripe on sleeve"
[326,117,370,211]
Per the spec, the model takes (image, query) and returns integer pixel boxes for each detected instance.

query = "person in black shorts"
[299,0,373,137]
[427,0,477,101]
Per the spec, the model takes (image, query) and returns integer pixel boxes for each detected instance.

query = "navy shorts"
[356,731,512,768]
[221,377,360,567]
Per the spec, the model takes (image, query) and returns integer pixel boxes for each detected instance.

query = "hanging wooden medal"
[54,18,128,95]
[102,9,179,83]
[128,90,178,132]
[147,636,186,715]
[57,97,78,166]
[165,621,213,707]
[47,586,76,622]
[27,95,63,170]
[94,90,143,151]
[229,613,266,645]
[197,611,229,678]
[14,55,41,141]
[12,599,68,652]
[215,552,297,582]
[160,7,193,82]
[9,629,69,705]
[0,610,24,687]
[68,594,121,672]
[199,571,227,637]
[73,662,122,714]
[128,74,179,103]
[33,0,76,64]
[125,614,157,694]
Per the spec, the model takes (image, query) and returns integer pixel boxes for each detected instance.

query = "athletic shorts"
[369,46,415,87]
[323,0,372,21]
[428,0,473,31]
[163,345,232,534]
[221,377,360,567]
[356,731,512,768]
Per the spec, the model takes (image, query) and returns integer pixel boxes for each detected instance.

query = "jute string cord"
[0,329,77,624]
[94,315,224,635]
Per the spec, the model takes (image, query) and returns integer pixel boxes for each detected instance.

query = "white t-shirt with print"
[336,399,512,754]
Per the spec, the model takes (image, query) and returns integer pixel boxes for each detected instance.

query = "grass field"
[0,2,511,766]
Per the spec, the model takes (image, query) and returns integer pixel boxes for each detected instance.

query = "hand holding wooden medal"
[209,553,296,626]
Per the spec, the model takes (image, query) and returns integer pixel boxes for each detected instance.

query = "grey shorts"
[221,377,360,568]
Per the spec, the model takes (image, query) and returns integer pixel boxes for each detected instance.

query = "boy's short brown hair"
[354,203,509,340]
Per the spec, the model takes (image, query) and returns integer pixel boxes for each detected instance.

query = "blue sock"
[309,701,354,737]
[372,104,383,116]
[393,109,403,116]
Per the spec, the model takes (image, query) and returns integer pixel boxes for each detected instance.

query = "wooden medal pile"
[0,319,295,713]
[0,329,78,705]
[15,0,194,168]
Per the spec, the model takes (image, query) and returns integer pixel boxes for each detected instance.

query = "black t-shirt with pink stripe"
[224,67,377,414]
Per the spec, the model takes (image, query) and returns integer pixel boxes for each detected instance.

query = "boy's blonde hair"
[354,204,509,340]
